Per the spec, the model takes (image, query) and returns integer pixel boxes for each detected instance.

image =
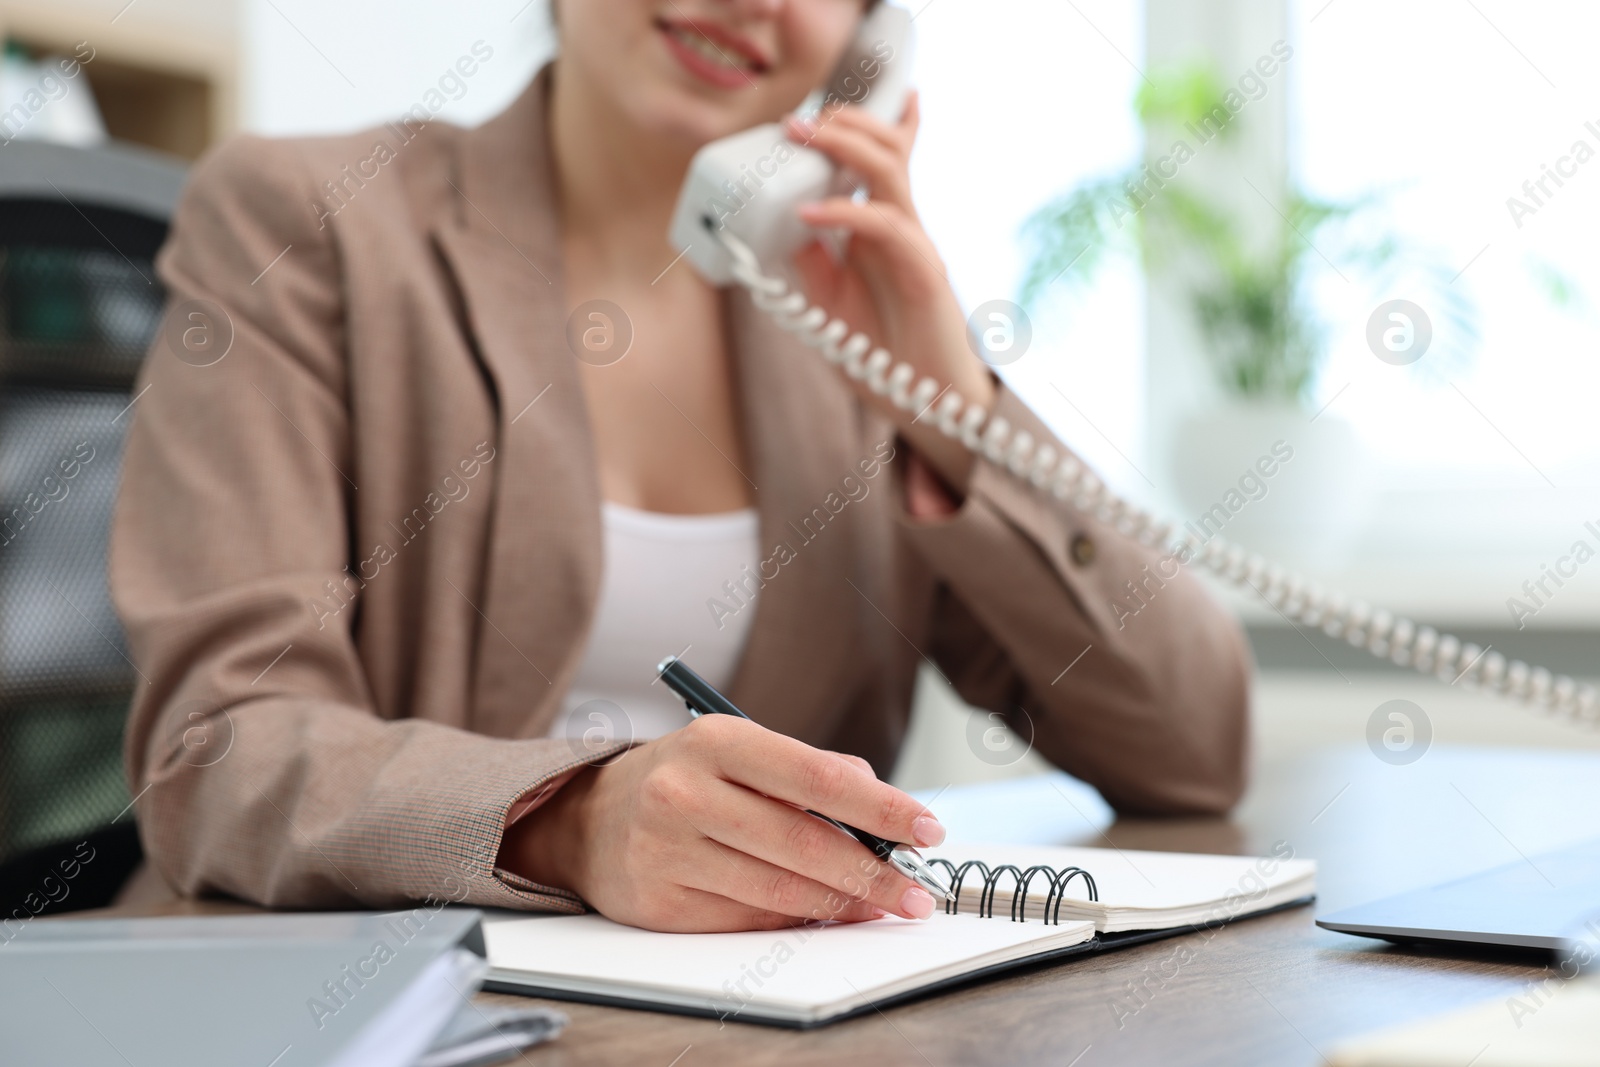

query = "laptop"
[1316,836,1600,953]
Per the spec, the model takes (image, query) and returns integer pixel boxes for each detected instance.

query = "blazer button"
[1069,533,1096,567]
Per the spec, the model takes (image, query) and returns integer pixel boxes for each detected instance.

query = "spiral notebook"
[483,843,1316,1027]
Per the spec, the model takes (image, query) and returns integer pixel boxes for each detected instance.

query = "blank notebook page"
[484,911,1095,1025]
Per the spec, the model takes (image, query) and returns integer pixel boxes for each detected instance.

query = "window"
[909,0,1148,499]
[1291,0,1600,594]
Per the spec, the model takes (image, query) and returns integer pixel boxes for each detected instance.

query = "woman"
[112,0,1250,933]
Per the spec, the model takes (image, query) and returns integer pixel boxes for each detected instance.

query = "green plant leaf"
[1136,64,1233,135]
[1015,64,1509,405]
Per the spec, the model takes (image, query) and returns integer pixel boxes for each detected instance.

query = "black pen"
[656,655,955,904]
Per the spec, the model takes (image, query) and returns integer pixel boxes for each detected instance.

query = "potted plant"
[1017,66,1477,563]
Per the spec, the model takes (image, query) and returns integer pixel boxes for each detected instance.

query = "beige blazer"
[112,68,1251,913]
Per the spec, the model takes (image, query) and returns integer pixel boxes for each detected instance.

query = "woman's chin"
[625,85,777,152]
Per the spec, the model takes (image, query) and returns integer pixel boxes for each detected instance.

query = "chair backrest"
[0,139,186,915]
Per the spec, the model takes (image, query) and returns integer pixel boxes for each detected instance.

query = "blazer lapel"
[434,71,603,739]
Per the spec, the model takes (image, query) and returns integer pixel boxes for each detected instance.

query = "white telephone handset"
[666,7,1597,728]
[669,3,913,285]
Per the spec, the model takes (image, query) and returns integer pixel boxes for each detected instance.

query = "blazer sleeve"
[111,135,619,911]
[896,385,1252,815]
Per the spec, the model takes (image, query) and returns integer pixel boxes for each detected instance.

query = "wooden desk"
[78,745,1600,1066]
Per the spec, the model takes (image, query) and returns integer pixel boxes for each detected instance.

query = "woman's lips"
[656,18,768,90]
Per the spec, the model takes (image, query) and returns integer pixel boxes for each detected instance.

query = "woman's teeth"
[667,25,754,72]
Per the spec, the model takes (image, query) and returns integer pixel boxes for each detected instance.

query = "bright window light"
[1292,0,1600,492]
[909,0,1148,499]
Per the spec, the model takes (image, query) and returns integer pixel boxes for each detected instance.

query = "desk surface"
[78,745,1600,1066]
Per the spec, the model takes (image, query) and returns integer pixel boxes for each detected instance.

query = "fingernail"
[901,886,935,920]
[911,816,945,848]
[871,907,887,919]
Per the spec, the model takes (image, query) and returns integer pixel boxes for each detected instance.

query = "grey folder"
[1,908,489,1067]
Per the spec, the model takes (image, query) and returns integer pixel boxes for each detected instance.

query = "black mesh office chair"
[0,140,186,919]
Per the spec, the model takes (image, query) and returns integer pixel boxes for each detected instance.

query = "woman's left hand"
[786,92,996,498]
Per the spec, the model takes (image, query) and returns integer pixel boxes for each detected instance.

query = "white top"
[549,502,762,745]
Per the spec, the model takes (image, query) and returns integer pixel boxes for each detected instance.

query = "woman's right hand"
[499,714,948,932]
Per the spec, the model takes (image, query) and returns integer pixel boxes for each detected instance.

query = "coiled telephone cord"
[716,228,1598,727]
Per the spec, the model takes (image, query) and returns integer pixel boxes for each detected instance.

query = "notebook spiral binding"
[925,859,1099,925]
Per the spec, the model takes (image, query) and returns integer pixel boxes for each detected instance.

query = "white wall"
[241,0,554,135]
[909,0,1147,501]
[1143,0,1289,505]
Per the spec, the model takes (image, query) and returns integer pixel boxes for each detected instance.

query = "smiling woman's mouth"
[655,17,770,90]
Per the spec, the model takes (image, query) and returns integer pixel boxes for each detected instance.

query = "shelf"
[0,3,237,161]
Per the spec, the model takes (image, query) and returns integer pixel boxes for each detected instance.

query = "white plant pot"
[1169,401,1372,568]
